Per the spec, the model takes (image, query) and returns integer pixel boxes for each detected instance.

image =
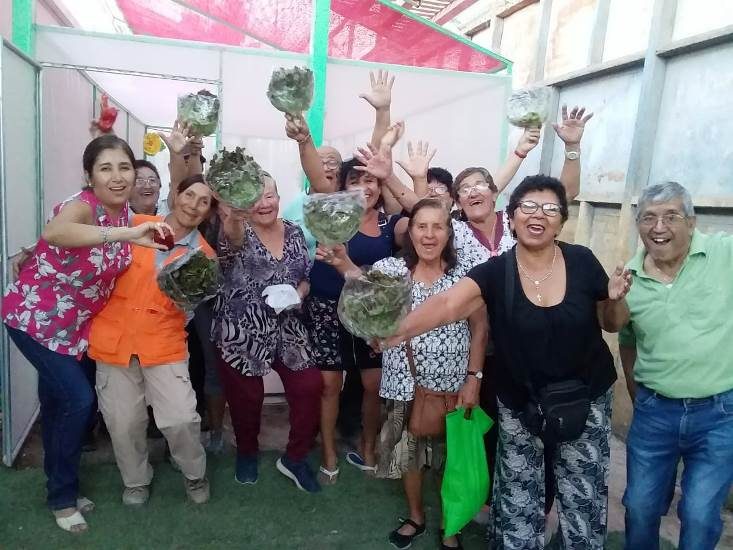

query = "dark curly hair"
[402,198,457,275]
[507,174,569,224]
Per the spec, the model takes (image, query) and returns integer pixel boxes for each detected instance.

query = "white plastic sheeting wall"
[0,41,41,466]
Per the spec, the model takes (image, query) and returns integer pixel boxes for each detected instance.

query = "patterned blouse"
[2,189,132,355]
[376,255,475,401]
[453,210,515,259]
[212,219,312,376]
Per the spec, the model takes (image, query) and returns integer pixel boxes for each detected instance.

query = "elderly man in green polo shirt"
[619,181,733,550]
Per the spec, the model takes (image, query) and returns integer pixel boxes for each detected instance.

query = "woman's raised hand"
[158,119,194,155]
[553,105,594,145]
[354,143,393,180]
[608,264,632,301]
[396,140,436,180]
[285,113,311,144]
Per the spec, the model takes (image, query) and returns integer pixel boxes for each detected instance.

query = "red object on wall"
[94,94,119,134]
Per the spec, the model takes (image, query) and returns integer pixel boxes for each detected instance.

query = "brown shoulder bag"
[406,341,459,437]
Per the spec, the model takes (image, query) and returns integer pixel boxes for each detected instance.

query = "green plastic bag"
[441,406,494,537]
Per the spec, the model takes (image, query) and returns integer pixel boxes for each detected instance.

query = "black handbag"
[504,247,590,446]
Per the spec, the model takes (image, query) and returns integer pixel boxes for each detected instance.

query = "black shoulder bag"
[504,248,590,446]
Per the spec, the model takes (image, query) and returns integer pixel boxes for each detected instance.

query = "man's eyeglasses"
[456,182,493,198]
[135,177,160,187]
[428,183,448,195]
[638,213,686,227]
[517,200,562,217]
[321,159,341,170]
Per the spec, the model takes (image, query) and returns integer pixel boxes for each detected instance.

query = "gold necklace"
[516,245,558,305]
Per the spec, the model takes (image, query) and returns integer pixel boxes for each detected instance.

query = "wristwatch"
[467,371,483,380]
[565,150,580,161]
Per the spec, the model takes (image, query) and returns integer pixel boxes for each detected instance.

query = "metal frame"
[1,38,43,467]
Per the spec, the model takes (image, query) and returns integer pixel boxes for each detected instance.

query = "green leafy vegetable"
[177,90,220,137]
[507,87,551,128]
[338,269,412,340]
[303,190,366,245]
[157,248,219,312]
[267,66,314,114]
[207,147,266,209]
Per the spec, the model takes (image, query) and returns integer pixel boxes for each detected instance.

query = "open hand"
[379,121,405,150]
[396,141,436,180]
[608,264,632,301]
[553,105,593,145]
[285,112,311,144]
[354,143,393,180]
[359,69,395,110]
[158,119,193,155]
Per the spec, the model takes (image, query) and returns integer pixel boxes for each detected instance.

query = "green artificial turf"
[0,452,676,549]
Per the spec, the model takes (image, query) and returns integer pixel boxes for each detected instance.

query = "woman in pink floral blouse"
[2,135,169,533]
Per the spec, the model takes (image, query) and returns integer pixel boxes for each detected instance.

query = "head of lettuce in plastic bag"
[507,87,552,128]
[303,189,366,246]
[267,66,314,115]
[338,267,412,341]
[207,147,266,210]
[177,90,220,137]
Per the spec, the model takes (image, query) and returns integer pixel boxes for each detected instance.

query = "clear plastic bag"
[156,247,219,315]
[207,147,266,210]
[337,267,412,341]
[507,87,552,128]
[266,66,314,114]
[177,90,220,137]
[303,189,366,245]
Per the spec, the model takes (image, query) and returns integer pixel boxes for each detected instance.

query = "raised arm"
[284,113,336,194]
[553,105,593,201]
[597,264,632,333]
[396,141,436,199]
[493,128,541,194]
[186,137,204,177]
[158,120,195,209]
[381,277,485,349]
[43,201,170,249]
[360,69,395,149]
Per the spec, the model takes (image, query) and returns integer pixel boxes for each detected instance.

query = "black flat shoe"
[439,529,463,550]
[388,517,426,549]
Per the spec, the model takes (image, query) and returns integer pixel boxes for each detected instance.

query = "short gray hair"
[637,181,695,219]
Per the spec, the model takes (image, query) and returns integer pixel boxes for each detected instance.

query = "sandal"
[388,517,425,549]
[345,451,377,473]
[76,497,95,514]
[317,465,340,485]
[439,529,463,550]
[54,509,87,533]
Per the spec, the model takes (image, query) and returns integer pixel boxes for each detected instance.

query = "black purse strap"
[504,247,537,401]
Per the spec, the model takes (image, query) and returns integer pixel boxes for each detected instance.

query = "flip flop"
[54,510,88,533]
[77,497,95,514]
[345,451,377,473]
[317,465,340,485]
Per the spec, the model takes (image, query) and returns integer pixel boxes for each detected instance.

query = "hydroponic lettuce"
[157,248,219,313]
[303,190,366,245]
[507,87,551,128]
[177,90,220,137]
[267,66,314,114]
[338,268,412,341]
[207,147,265,210]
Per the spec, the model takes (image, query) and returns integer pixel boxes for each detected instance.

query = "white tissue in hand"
[262,284,301,314]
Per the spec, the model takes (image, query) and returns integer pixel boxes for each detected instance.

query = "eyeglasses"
[638,213,687,227]
[517,200,562,217]
[321,159,341,170]
[428,183,448,195]
[135,177,160,187]
[456,182,493,198]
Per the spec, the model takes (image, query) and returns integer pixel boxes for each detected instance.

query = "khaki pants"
[96,358,206,487]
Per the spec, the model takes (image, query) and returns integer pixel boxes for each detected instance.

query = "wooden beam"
[490,15,504,51]
[433,0,479,24]
[538,87,560,175]
[541,52,645,88]
[533,0,553,82]
[657,24,733,58]
[497,0,540,19]
[587,0,611,64]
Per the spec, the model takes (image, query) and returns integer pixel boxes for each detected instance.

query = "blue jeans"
[623,384,733,550]
[6,325,95,510]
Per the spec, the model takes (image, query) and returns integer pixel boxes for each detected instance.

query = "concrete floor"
[11,400,733,548]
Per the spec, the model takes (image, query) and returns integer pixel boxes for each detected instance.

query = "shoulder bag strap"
[405,339,418,380]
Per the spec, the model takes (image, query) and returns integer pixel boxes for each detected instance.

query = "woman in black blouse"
[379,175,631,549]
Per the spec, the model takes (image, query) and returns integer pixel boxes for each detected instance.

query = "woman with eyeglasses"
[378,175,632,549]
[130,160,162,215]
